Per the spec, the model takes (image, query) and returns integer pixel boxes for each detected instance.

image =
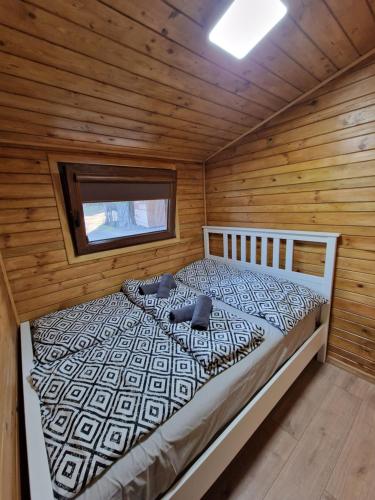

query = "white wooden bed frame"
[20,225,339,500]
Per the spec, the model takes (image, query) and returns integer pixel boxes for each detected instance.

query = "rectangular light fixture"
[209,0,287,59]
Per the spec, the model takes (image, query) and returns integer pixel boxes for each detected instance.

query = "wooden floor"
[204,360,375,500]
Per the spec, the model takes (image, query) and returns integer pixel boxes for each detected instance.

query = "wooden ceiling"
[0,0,374,161]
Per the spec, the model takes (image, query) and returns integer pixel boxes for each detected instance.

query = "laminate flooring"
[204,360,375,500]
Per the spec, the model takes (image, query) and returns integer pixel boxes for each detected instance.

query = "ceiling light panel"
[209,0,287,59]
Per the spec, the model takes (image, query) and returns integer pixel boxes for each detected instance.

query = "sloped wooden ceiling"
[0,0,374,161]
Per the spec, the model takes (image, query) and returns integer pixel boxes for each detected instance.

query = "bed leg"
[317,343,327,363]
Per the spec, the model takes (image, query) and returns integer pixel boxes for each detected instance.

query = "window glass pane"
[83,200,168,242]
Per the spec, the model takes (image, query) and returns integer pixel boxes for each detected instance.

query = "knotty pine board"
[206,60,375,380]
[0,0,374,160]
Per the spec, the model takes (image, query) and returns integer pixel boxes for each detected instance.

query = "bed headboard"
[203,226,340,300]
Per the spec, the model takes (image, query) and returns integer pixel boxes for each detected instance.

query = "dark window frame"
[59,162,177,256]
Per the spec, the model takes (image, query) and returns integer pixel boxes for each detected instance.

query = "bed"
[21,226,339,500]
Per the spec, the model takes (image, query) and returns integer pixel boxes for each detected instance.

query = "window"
[59,163,177,256]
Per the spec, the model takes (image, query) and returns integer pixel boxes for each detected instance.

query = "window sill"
[65,234,181,264]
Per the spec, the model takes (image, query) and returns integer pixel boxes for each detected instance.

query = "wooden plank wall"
[206,59,375,381]
[0,252,20,500]
[0,147,205,321]
[0,0,375,161]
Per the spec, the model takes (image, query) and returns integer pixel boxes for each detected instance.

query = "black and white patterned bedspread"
[31,293,145,364]
[30,310,209,499]
[176,259,326,335]
[122,279,265,375]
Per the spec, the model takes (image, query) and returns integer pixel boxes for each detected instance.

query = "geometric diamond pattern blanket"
[176,259,326,335]
[31,293,145,365]
[122,279,265,375]
[30,309,209,499]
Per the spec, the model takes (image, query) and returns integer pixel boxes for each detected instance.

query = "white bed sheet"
[76,298,321,500]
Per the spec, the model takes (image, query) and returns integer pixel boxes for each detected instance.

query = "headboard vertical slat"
[261,237,268,267]
[285,239,294,271]
[231,233,237,261]
[240,235,246,263]
[250,236,256,265]
[223,233,228,259]
[272,238,280,268]
[204,228,210,258]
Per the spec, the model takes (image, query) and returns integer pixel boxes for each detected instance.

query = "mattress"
[76,298,321,500]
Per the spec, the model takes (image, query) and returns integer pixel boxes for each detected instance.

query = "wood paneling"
[0,147,205,321]
[0,0,374,160]
[206,59,375,380]
[0,252,19,500]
